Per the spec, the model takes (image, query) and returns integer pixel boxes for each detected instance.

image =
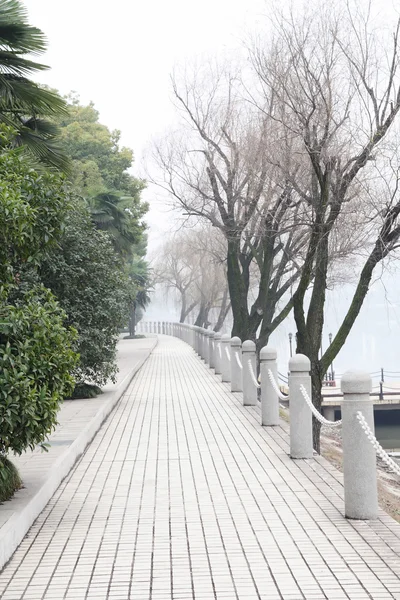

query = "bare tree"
[153,234,199,323]
[153,226,231,329]
[252,3,400,449]
[151,60,307,349]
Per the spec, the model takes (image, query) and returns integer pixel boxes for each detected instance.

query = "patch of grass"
[69,383,103,399]
[123,334,145,340]
[0,456,22,503]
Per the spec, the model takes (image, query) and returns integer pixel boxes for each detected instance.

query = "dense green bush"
[0,287,78,455]
[0,456,21,503]
[40,201,132,387]
[0,137,71,285]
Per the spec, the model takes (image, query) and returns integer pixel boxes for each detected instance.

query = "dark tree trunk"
[129,303,136,337]
[227,238,249,340]
[213,287,230,332]
[194,302,210,328]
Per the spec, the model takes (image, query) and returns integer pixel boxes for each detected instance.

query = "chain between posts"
[356,411,400,477]
[299,385,343,428]
[235,353,243,369]
[247,359,260,389]
[267,369,289,401]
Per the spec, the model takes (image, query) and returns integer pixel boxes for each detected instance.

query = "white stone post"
[221,334,231,383]
[260,347,280,426]
[204,330,210,365]
[230,337,242,392]
[199,329,205,360]
[214,333,222,374]
[242,341,257,406]
[289,354,313,459]
[341,371,378,520]
[209,331,216,369]
[191,325,195,349]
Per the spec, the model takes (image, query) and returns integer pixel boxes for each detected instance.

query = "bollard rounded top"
[289,353,311,372]
[260,346,277,361]
[341,370,372,395]
[221,333,231,343]
[208,331,215,338]
[214,332,222,340]
[242,340,256,352]
[230,336,241,347]
[204,330,210,337]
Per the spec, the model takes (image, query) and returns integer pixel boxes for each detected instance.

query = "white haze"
[24,0,400,377]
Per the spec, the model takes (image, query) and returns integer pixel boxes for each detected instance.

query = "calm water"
[375,423,400,451]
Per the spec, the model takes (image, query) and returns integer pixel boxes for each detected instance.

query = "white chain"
[299,385,342,427]
[247,359,261,389]
[235,353,243,369]
[356,411,400,477]
[267,369,289,401]
[225,347,231,362]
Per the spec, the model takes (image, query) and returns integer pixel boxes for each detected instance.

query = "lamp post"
[289,332,293,357]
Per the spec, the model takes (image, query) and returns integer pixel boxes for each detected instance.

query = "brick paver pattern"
[0,336,400,600]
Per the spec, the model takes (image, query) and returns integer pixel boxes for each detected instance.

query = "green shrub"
[0,286,78,455]
[0,456,21,503]
[40,202,131,388]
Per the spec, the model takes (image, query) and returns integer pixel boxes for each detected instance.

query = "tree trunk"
[194,302,210,328]
[226,238,249,340]
[179,293,187,323]
[129,303,136,337]
[311,364,323,453]
[213,287,230,332]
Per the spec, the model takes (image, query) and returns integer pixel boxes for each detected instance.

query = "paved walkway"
[0,336,400,600]
[0,337,157,536]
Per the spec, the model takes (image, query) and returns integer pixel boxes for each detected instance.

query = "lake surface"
[375,423,400,451]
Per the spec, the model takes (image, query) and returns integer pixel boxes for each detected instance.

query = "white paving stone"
[0,335,399,600]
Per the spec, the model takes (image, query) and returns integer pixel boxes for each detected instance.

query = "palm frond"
[0,1,47,55]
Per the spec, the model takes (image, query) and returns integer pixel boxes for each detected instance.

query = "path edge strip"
[0,336,158,571]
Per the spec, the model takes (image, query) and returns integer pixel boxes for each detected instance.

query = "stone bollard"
[191,325,196,349]
[194,326,199,355]
[199,329,206,360]
[230,337,243,392]
[289,354,313,459]
[242,341,257,406]
[214,332,222,374]
[260,346,280,426]
[221,334,231,383]
[204,330,210,365]
[209,331,216,369]
[341,371,378,520]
